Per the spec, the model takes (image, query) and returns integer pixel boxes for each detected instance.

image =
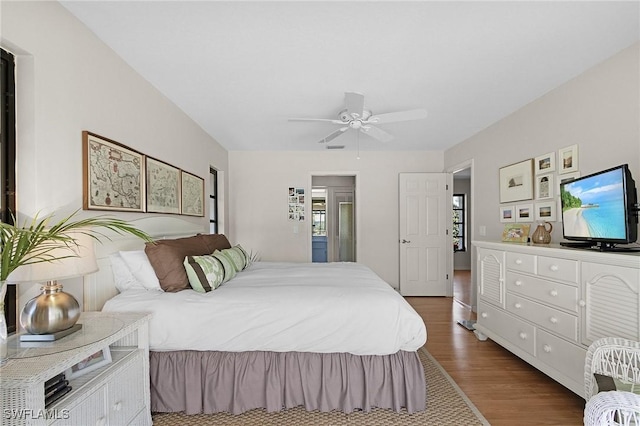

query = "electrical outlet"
[479,225,486,236]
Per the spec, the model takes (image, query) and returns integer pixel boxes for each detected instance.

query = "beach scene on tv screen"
[561,169,626,239]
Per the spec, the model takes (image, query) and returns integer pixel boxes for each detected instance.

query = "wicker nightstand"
[1,312,151,426]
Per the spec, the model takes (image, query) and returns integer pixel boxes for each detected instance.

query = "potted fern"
[0,210,152,360]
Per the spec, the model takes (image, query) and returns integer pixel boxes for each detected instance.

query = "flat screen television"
[560,164,639,251]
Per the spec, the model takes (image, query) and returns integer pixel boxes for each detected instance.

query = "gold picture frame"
[82,131,145,212]
[180,171,205,217]
[501,224,531,243]
[146,157,181,214]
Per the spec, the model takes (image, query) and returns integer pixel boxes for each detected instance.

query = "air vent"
[326,145,345,150]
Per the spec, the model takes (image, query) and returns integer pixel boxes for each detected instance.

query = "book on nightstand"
[45,385,72,408]
[19,323,82,342]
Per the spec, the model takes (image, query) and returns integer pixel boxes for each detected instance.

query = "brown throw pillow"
[144,234,231,292]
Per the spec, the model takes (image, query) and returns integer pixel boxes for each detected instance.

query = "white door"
[399,173,450,296]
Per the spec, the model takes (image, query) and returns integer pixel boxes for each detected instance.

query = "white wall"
[445,43,639,310]
[229,150,444,288]
[1,1,228,309]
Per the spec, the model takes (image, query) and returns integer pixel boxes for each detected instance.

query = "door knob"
[401,239,411,244]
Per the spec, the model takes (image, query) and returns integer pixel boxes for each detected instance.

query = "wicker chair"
[584,337,640,425]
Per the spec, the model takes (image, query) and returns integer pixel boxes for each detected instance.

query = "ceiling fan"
[289,92,428,145]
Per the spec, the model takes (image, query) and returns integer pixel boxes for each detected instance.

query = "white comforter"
[102,262,427,355]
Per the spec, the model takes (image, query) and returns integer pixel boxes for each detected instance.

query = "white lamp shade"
[7,231,98,283]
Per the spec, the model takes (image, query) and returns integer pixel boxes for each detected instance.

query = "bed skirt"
[149,350,426,415]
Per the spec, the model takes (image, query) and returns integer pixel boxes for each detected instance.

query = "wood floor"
[406,296,585,425]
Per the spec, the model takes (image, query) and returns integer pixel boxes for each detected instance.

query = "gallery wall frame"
[82,131,145,212]
[535,173,554,200]
[146,156,181,214]
[534,152,556,175]
[500,205,515,223]
[557,171,581,196]
[558,144,579,174]
[181,171,205,217]
[516,203,534,223]
[535,201,556,221]
[499,159,534,203]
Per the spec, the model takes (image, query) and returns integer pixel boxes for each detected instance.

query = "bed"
[84,218,427,415]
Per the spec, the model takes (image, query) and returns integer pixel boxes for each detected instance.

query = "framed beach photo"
[82,131,145,212]
[66,347,112,380]
[535,174,554,200]
[500,206,515,223]
[535,201,556,221]
[516,203,534,223]
[534,152,556,175]
[558,144,579,174]
[499,159,534,203]
[146,157,181,214]
[501,224,530,243]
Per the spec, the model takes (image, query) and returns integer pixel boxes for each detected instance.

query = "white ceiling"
[60,1,639,152]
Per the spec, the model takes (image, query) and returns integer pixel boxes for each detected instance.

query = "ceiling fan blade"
[289,117,344,124]
[344,92,365,119]
[368,109,428,124]
[318,127,349,144]
[361,125,394,143]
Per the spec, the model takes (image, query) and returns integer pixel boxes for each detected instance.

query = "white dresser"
[473,241,640,398]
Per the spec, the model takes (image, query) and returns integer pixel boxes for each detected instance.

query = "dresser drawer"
[505,252,536,274]
[506,294,578,342]
[506,271,578,313]
[537,256,578,284]
[536,328,586,389]
[478,301,535,356]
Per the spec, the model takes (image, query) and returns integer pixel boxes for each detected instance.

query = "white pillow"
[119,250,162,291]
[109,253,144,292]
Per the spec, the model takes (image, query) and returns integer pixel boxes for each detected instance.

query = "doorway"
[452,164,473,308]
[311,175,356,263]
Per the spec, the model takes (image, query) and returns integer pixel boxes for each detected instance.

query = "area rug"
[151,347,490,425]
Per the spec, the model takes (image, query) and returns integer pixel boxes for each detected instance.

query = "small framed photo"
[180,171,205,217]
[499,159,534,203]
[535,174,554,200]
[146,157,181,214]
[557,172,580,196]
[66,347,112,380]
[516,203,534,223]
[535,201,556,221]
[534,152,556,175]
[502,224,531,243]
[500,205,515,223]
[558,144,579,174]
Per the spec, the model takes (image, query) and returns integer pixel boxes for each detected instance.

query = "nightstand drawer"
[506,271,578,313]
[506,252,536,274]
[537,256,578,284]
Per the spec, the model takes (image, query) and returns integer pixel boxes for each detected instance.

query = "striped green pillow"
[212,250,237,282]
[220,246,247,272]
[184,255,225,293]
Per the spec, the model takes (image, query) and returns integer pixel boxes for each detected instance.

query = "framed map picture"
[181,171,204,217]
[146,157,181,214]
[82,131,145,212]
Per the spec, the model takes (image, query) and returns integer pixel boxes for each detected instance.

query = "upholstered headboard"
[83,216,206,311]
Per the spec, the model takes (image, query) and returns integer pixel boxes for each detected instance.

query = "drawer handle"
[96,418,107,426]
[549,317,558,324]
[113,401,123,411]
[543,344,552,353]
[515,259,523,265]
[550,290,558,297]
[579,300,586,307]
[515,280,523,286]
[549,265,559,272]
[514,303,522,309]
[519,332,528,340]
[481,312,488,318]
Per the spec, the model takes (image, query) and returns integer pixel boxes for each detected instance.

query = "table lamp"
[7,232,98,341]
